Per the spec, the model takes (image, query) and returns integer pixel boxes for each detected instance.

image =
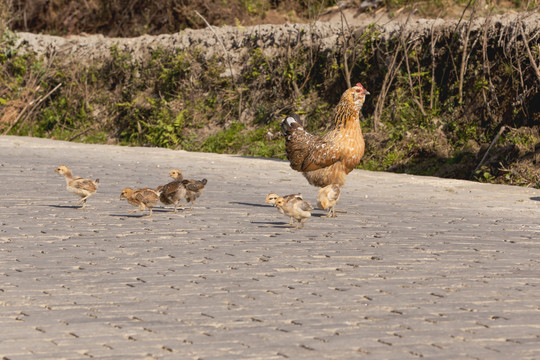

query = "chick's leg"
[77,198,88,209]
[329,206,336,218]
[77,196,89,207]
[129,204,144,214]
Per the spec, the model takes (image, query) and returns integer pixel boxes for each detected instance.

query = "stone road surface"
[1,135,539,359]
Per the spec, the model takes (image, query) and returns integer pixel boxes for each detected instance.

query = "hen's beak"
[365,90,370,96]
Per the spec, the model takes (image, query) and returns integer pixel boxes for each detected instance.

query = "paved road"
[1,135,539,359]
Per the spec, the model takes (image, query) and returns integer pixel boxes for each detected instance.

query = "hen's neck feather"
[333,93,363,130]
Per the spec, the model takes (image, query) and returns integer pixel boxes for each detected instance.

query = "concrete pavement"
[1,135,539,359]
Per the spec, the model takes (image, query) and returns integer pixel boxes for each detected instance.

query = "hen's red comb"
[356,82,364,88]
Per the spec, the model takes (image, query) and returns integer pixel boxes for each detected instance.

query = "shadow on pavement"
[230,201,273,208]
[48,204,83,209]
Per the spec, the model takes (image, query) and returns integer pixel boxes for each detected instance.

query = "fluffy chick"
[317,184,341,217]
[158,169,187,212]
[275,196,313,229]
[120,187,160,217]
[265,193,302,225]
[55,165,99,209]
[182,178,208,210]
[168,169,184,181]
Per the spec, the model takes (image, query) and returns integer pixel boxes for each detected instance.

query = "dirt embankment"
[13,12,540,70]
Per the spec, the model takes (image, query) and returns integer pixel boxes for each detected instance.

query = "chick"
[168,169,184,181]
[275,196,313,229]
[120,187,160,217]
[54,165,99,209]
[265,193,302,225]
[182,178,208,210]
[317,184,341,217]
[158,169,187,212]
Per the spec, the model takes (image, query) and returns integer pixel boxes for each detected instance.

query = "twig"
[68,123,98,141]
[473,125,506,176]
[285,33,301,98]
[3,83,62,135]
[337,4,353,89]
[194,11,237,89]
[373,47,399,129]
[430,18,437,110]
[519,20,540,84]
[401,36,426,116]
[458,0,476,104]
[373,11,413,128]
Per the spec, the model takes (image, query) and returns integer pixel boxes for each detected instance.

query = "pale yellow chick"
[55,165,99,209]
[275,196,313,229]
[317,184,341,217]
[265,193,302,225]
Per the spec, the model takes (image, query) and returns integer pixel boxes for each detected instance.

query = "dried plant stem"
[430,20,436,110]
[473,125,506,176]
[373,47,401,129]
[3,82,62,135]
[458,0,476,104]
[373,11,413,128]
[402,38,426,116]
[194,10,243,119]
[519,21,540,84]
[481,14,494,120]
[194,10,237,89]
[338,5,353,89]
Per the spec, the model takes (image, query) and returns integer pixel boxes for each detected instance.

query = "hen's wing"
[282,114,343,172]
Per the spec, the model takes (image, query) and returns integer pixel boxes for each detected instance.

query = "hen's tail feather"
[281,113,302,135]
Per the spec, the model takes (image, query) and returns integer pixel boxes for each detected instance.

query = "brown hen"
[281,83,369,188]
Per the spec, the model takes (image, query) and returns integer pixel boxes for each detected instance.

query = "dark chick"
[182,178,208,210]
[158,169,187,212]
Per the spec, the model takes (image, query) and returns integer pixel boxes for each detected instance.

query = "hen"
[317,184,341,218]
[281,83,369,188]
[120,187,160,217]
[54,165,99,209]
